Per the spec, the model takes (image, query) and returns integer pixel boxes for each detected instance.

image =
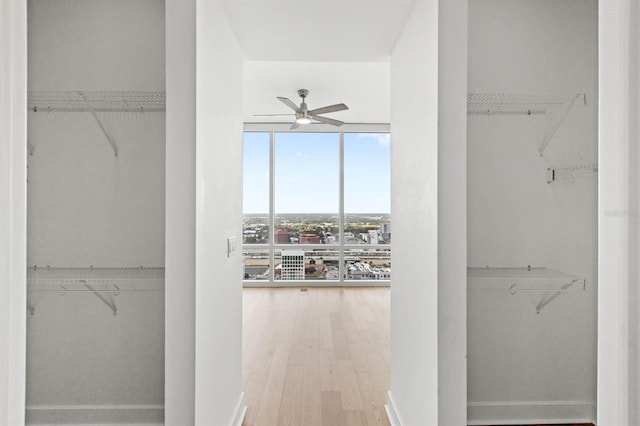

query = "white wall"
[26,0,166,422]
[194,1,246,424]
[467,0,598,423]
[388,0,440,424]
[389,2,468,425]
[0,0,27,424]
[598,0,640,424]
[27,114,165,266]
[165,0,196,424]
[28,0,164,91]
[437,1,468,425]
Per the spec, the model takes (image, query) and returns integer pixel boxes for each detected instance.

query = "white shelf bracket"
[535,280,579,313]
[79,91,119,156]
[82,281,118,315]
[538,94,585,156]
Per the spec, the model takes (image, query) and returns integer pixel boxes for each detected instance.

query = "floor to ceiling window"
[242,125,391,285]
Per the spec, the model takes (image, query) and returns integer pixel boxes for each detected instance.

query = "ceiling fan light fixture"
[295,116,312,124]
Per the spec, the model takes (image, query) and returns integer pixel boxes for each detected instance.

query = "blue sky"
[243,131,390,214]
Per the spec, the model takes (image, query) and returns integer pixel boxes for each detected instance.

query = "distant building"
[326,235,338,244]
[343,231,359,244]
[380,223,391,240]
[345,262,391,280]
[275,229,290,244]
[368,230,380,245]
[280,250,305,280]
[299,233,320,244]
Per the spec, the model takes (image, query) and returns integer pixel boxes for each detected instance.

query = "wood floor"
[242,287,391,426]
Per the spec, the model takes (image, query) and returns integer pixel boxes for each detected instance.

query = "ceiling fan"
[254,89,349,129]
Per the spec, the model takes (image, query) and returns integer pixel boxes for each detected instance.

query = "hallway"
[242,287,391,426]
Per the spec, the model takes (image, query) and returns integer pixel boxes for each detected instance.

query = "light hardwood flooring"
[242,287,391,426]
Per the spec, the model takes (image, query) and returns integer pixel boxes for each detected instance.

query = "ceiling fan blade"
[277,97,301,112]
[308,103,349,116]
[253,113,295,117]
[289,122,301,130]
[310,115,344,127]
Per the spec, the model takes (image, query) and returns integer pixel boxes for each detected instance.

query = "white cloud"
[357,132,391,148]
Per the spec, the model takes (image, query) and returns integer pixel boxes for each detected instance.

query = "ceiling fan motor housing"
[298,89,309,113]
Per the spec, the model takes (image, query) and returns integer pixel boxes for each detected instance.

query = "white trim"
[25,404,164,425]
[228,392,247,426]
[468,420,595,426]
[244,122,390,133]
[269,130,275,281]
[467,399,595,406]
[598,0,637,423]
[384,391,404,426]
[0,0,27,424]
[26,405,165,410]
[339,130,345,280]
[467,400,596,425]
[27,424,161,426]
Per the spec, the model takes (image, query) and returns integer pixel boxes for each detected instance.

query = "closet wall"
[26,0,165,423]
[467,0,597,423]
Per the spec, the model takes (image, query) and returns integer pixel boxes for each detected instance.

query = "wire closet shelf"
[547,163,598,183]
[467,266,585,292]
[467,266,586,313]
[28,91,166,113]
[467,93,586,115]
[27,266,165,293]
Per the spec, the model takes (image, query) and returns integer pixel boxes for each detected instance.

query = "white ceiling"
[223,0,415,124]
[243,61,391,123]
[222,0,417,62]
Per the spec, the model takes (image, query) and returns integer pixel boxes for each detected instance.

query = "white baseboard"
[467,400,596,425]
[26,424,162,426]
[384,391,404,426]
[229,392,247,426]
[25,404,164,425]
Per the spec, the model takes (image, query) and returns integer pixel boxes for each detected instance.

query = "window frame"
[243,122,391,286]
